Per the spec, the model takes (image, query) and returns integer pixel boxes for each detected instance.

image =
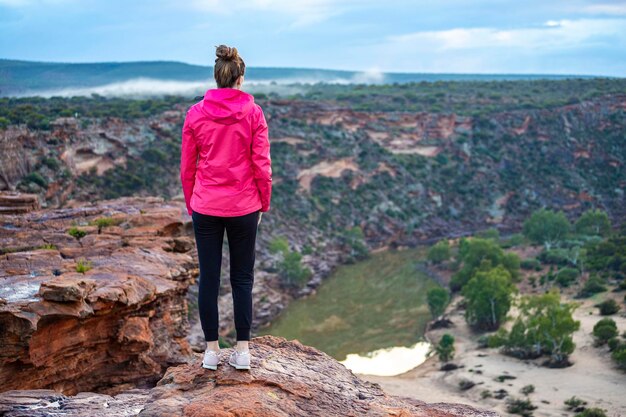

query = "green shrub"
[428,239,451,264]
[500,233,525,248]
[427,287,450,318]
[41,157,60,171]
[592,318,618,345]
[597,299,620,315]
[476,228,500,241]
[555,267,579,287]
[269,236,290,254]
[564,396,587,411]
[37,243,57,250]
[339,226,369,262]
[538,248,570,266]
[611,343,626,370]
[506,397,537,417]
[68,227,87,240]
[521,258,542,271]
[76,258,92,274]
[523,208,571,250]
[607,337,620,351]
[575,209,611,237]
[22,172,48,188]
[436,333,455,362]
[278,251,313,288]
[90,217,122,229]
[577,275,607,298]
[575,408,608,417]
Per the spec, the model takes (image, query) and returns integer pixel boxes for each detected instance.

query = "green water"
[258,246,440,361]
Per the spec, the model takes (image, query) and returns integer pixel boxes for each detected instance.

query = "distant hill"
[0,59,604,97]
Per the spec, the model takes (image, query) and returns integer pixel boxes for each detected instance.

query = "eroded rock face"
[0,335,499,417]
[0,197,196,395]
[0,191,40,214]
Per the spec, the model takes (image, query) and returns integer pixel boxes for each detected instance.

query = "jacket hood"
[200,88,256,125]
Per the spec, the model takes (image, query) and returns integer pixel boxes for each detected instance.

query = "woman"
[180,44,272,371]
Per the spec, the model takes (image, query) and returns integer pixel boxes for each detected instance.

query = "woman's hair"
[214,44,246,88]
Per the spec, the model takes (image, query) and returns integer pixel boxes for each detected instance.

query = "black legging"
[191,209,260,341]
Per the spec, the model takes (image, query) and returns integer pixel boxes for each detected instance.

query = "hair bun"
[215,45,239,61]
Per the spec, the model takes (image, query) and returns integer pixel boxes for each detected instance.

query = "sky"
[1,0,625,76]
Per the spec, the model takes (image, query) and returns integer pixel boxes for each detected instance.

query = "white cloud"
[583,3,626,15]
[187,0,365,27]
[386,18,626,52]
[354,17,626,75]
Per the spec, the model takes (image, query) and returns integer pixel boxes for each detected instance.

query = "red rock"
[0,335,499,417]
[0,198,196,395]
[0,191,40,214]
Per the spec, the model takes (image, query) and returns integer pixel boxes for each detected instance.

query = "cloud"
[359,17,626,75]
[582,3,626,15]
[386,18,626,52]
[16,72,390,98]
[187,0,364,28]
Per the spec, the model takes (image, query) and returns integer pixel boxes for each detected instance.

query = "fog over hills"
[0,59,604,98]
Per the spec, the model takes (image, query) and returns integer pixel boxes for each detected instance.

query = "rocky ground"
[0,194,499,416]
[0,196,196,395]
[0,335,499,417]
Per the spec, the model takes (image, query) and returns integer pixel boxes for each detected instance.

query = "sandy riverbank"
[358,292,626,417]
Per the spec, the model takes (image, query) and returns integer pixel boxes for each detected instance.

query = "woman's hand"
[258,212,263,226]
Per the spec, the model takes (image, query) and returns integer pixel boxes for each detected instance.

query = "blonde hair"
[214,44,246,88]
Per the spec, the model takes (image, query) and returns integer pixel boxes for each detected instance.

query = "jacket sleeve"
[250,107,272,212]
[180,112,198,216]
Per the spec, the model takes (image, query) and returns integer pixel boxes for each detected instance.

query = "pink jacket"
[180,88,272,217]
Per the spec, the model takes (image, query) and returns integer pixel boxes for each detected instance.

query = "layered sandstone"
[0,196,196,395]
[0,191,40,214]
[0,335,498,417]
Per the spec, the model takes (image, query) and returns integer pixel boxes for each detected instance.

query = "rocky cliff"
[0,197,196,395]
[0,335,498,417]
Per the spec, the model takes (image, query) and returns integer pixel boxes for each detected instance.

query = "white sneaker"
[229,349,251,370]
[202,348,221,370]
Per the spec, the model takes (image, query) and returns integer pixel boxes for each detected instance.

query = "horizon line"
[0,57,620,79]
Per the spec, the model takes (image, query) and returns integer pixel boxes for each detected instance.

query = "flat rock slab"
[142,335,498,417]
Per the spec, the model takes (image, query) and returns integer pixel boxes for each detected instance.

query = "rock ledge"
[0,335,498,416]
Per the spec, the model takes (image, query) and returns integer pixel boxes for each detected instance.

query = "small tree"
[462,265,517,331]
[427,287,450,319]
[489,289,580,366]
[435,333,455,362]
[278,251,313,288]
[575,209,611,237]
[339,226,369,263]
[523,208,571,250]
[518,290,580,366]
[428,239,451,264]
[450,237,520,292]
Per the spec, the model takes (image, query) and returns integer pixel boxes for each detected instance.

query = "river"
[257,246,441,376]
